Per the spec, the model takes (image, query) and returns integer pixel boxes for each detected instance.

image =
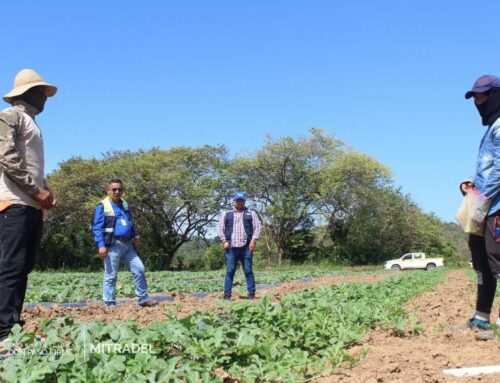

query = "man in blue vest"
[217,191,262,300]
[93,179,157,308]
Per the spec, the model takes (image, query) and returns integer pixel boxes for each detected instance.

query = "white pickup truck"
[384,252,444,271]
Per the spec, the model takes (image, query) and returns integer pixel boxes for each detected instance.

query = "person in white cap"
[0,69,57,348]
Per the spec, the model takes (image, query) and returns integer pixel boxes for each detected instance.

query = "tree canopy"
[38,129,466,270]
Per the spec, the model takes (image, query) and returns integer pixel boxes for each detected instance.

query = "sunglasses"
[111,188,123,192]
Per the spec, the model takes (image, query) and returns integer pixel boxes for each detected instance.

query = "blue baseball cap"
[465,75,500,99]
[233,191,246,201]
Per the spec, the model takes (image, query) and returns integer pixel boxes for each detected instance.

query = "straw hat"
[3,69,57,103]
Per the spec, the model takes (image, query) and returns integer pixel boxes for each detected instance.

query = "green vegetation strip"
[1,269,447,382]
[25,268,377,303]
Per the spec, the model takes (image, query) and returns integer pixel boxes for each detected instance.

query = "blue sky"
[2,1,499,222]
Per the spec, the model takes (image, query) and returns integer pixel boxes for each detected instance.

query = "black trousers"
[468,211,500,316]
[0,205,42,341]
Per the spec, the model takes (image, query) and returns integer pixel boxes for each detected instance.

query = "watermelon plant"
[0,269,447,382]
[24,268,382,304]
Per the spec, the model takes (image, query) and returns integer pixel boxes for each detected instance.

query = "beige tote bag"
[455,189,490,236]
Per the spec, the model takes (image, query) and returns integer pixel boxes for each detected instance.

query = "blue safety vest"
[100,197,133,246]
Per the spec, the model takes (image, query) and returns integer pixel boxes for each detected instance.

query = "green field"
[24,266,384,304]
[1,268,447,382]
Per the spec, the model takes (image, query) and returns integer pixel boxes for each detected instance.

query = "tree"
[41,146,229,270]
[38,157,106,270]
[332,187,462,265]
[231,128,343,264]
[441,222,470,265]
[317,151,392,243]
[119,146,229,268]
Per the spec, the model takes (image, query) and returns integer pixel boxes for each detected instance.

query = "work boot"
[248,292,256,300]
[468,317,490,330]
[475,330,495,341]
[139,300,158,308]
[223,294,231,300]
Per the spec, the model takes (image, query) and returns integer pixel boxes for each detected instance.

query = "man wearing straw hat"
[0,69,57,347]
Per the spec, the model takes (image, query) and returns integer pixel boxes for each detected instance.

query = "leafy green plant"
[25,267,371,303]
[1,269,447,382]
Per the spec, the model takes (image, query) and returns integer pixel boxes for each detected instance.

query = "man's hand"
[249,240,256,254]
[98,247,108,260]
[223,241,230,250]
[34,188,56,209]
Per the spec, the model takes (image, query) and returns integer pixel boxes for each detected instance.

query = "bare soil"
[315,269,500,383]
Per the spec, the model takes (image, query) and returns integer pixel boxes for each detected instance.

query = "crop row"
[24,268,379,303]
[1,268,447,382]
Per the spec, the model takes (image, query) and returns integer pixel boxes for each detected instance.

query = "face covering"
[476,87,500,126]
[21,86,48,113]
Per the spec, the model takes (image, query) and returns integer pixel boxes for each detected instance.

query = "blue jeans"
[224,246,256,296]
[103,240,149,306]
